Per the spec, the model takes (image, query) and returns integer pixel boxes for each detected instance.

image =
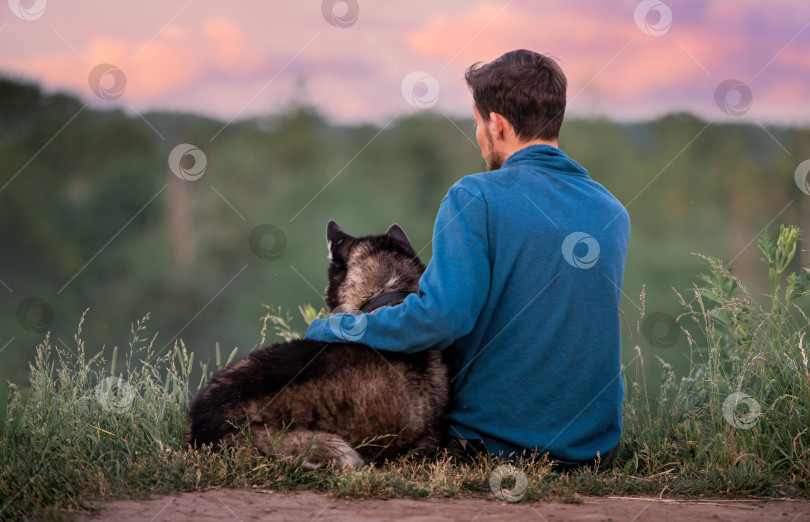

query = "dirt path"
[76,489,810,521]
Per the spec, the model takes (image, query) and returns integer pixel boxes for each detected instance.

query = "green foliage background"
[1,75,809,407]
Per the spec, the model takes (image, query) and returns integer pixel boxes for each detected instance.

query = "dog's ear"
[327,220,352,260]
[385,224,416,254]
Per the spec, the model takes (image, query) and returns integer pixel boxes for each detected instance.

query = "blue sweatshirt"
[305,144,630,462]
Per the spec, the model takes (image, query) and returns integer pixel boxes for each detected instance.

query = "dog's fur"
[185,221,449,468]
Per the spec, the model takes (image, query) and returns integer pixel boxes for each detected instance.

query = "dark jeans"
[445,437,619,473]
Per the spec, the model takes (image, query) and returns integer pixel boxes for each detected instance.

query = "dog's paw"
[300,434,363,469]
[333,448,364,469]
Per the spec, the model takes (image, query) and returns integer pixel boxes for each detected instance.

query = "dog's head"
[324,220,425,312]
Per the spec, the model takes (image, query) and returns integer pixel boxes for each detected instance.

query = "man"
[305,49,630,470]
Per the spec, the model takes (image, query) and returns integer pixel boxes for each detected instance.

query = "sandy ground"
[75,488,810,521]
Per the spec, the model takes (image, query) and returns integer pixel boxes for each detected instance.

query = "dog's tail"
[185,386,239,450]
[185,339,335,449]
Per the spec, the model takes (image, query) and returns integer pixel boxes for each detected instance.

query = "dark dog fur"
[185,221,449,468]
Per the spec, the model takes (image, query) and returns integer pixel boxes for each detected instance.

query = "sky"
[1,0,809,125]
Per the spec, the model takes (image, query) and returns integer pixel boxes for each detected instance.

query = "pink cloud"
[0,0,808,124]
[3,16,280,105]
[405,1,810,122]
[203,18,266,79]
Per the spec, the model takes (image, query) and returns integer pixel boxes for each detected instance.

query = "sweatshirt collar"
[501,144,588,176]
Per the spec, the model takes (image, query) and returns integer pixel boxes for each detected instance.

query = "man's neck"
[502,138,558,159]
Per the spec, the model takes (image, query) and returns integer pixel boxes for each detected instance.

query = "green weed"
[1,227,809,520]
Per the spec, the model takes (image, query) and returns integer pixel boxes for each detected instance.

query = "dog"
[185,220,449,468]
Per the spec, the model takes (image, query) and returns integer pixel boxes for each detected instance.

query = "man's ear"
[385,223,417,255]
[489,112,507,140]
[326,220,352,259]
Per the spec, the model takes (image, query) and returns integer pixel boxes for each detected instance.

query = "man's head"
[465,50,567,170]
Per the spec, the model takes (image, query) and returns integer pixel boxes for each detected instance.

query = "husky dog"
[186,221,449,468]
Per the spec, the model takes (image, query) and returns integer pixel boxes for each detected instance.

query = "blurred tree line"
[1,75,809,406]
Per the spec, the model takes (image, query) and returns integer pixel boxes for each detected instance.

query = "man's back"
[446,144,630,462]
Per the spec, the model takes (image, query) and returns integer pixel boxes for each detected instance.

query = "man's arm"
[304,186,490,353]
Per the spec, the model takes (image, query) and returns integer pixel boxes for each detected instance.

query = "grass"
[2,225,809,519]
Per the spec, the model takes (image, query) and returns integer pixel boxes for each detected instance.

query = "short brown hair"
[464,50,567,141]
